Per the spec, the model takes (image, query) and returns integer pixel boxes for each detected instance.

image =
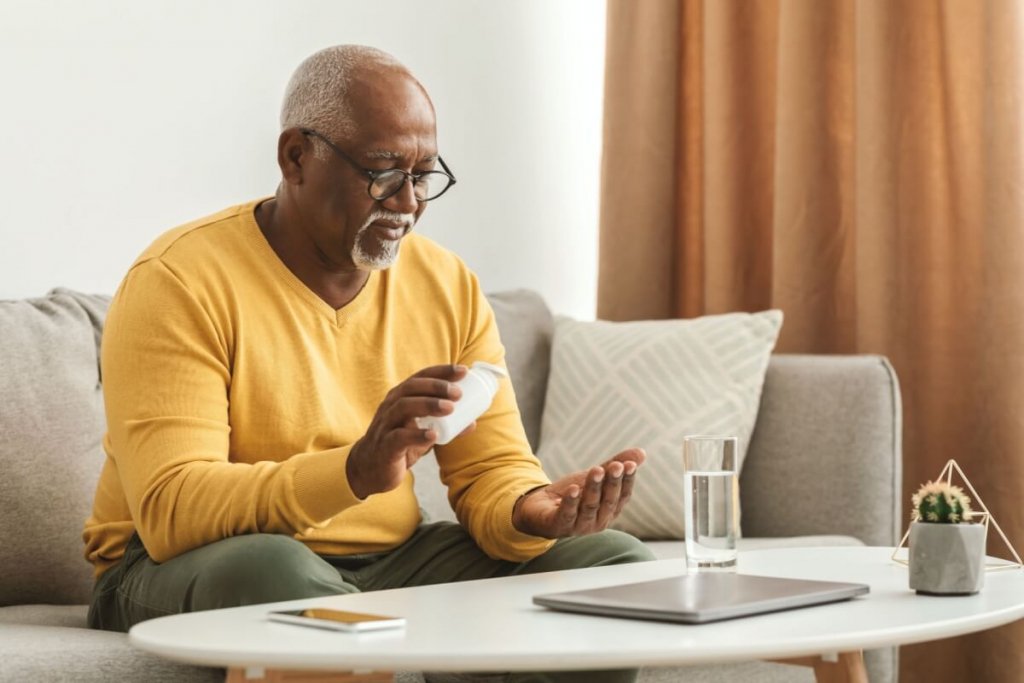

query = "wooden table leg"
[225,668,395,683]
[773,651,868,683]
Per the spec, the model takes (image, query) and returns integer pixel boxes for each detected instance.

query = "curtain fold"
[600,0,680,321]
[600,1,1024,681]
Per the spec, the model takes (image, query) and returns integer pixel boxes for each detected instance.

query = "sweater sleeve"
[433,272,556,561]
[102,259,361,562]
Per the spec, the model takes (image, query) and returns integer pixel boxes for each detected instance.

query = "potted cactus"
[908,480,987,595]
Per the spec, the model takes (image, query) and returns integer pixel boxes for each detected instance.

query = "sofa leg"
[772,651,868,683]
[225,667,395,682]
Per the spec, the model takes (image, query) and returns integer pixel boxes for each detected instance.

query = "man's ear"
[278,128,310,185]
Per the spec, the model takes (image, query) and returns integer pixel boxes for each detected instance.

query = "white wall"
[0,0,606,319]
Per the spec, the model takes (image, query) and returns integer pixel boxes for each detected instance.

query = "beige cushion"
[537,311,782,539]
[0,289,110,606]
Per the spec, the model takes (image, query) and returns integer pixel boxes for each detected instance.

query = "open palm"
[512,448,645,538]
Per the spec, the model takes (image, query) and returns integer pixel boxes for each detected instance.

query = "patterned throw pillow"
[536,310,783,539]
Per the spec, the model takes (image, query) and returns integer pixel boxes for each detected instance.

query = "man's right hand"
[346,364,470,499]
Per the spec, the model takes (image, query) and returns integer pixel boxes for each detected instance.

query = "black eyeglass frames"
[301,128,457,202]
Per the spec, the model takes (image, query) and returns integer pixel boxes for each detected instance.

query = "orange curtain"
[600,1,1024,682]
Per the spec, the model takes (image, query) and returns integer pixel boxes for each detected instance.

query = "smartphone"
[267,607,406,632]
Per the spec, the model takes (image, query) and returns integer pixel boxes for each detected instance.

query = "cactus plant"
[911,480,974,524]
[909,479,986,594]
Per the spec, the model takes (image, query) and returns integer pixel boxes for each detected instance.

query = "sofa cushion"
[0,604,88,628]
[640,662,814,683]
[0,289,110,606]
[641,535,864,561]
[537,311,782,539]
[741,355,903,546]
[0,623,221,682]
[486,289,554,452]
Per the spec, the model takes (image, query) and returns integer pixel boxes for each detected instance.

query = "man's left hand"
[511,448,645,538]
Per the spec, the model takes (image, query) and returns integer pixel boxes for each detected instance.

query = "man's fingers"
[411,364,469,381]
[603,447,646,469]
[614,463,638,517]
[555,485,582,534]
[596,462,624,528]
[385,396,456,429]
[392,377,463,401]
[354,366,469,500]
[573,467,604,532]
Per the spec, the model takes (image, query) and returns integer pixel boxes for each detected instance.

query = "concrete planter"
[909,522,987,595]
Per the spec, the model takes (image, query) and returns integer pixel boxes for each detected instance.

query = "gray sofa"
[0,288,902,683]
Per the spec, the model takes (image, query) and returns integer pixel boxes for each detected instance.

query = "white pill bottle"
[417,361,507,445]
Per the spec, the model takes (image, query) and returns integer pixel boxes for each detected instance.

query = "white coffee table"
[129,546,1024,683]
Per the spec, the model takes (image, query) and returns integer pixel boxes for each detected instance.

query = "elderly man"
[84,45,653,682]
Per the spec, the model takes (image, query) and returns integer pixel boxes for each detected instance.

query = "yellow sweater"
[83,200,554,577]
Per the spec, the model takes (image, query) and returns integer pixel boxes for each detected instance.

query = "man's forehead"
[341,71,437,155]
[362,148,438,163]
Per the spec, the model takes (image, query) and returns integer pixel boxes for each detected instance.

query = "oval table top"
[129,546,1024,673]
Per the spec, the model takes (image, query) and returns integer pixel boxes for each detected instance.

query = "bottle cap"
[468,361,506,396]
[470,361,508,377]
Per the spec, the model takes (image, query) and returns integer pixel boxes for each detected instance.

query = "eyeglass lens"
[371,171,451,201]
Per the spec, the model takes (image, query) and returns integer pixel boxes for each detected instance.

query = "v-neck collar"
[241,199,379,327]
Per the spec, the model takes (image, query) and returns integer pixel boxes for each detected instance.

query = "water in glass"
[684,469,738,570]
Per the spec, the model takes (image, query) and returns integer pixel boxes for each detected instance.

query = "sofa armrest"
[740,354,903,546]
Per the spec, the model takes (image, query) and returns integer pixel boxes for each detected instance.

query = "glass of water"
[682,435,739,572]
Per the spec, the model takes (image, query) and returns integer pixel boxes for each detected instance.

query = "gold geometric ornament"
[891,459,1023,571]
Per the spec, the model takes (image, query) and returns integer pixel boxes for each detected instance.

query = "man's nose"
[381,177,419,214]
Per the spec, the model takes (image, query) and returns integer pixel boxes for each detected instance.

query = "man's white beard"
[352,210,415,270]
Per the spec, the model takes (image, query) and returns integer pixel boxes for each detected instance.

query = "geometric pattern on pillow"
[536,310,782,540]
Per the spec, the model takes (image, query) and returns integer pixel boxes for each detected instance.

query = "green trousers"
[89,522,655,683]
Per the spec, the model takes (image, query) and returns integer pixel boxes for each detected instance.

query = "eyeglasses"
[301,128,457,202]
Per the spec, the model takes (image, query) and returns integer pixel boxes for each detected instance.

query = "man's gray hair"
[280,45,405,157]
